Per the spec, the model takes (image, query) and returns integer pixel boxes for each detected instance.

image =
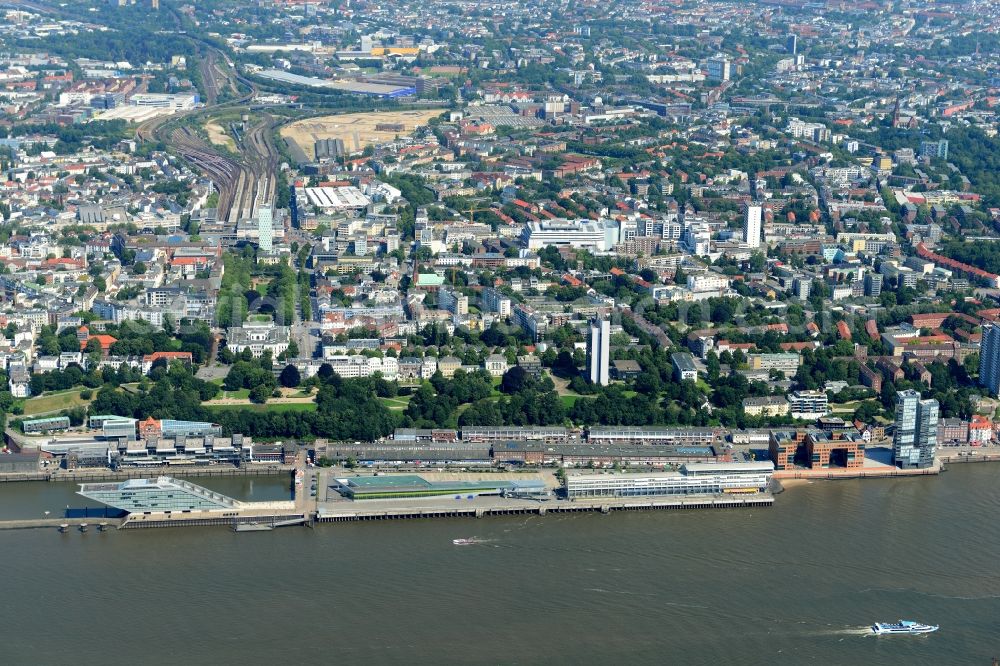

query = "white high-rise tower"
[893,390,938,469]
[743,205,762,248]
[588,318,610,386]
[257,203,274,253]
[979,322,1000,397]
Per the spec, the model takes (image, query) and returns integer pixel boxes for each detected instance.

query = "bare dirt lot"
[204,121,235,151]
[280,108,446,160]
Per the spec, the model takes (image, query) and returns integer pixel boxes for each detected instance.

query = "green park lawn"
[379,395,413,411]
[560,394,593,408]
[21,389,92,416]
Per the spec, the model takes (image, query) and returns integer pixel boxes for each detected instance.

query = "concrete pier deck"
[0,494,772,531]
[316,493,774,522]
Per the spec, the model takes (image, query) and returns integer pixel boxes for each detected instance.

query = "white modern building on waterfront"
[565,462,774,498]
[78,476,239,513]
[788,390,830,420]
[979,322,1000,397]
[894,389,938,469]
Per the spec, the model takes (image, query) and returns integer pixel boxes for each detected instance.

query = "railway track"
[168,126,244,221]
[8,0,279,228]
[224,114,281,225]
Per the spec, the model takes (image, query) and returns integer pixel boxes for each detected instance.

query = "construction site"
[280,108,445,161]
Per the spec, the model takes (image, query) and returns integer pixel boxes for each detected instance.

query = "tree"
[224,363,248,391]
[133,261,147,275]
[853,400,881,424]
[249,383,270,404]
[279,364,301,388]
[84,338,103,355]
[705,351,721,381]
[500,366,530,394]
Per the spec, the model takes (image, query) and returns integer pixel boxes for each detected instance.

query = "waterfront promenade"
[0,465,293,483]
[773,459,943,480]
[4,445,1000,532]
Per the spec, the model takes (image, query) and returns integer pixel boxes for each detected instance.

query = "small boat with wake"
[871,620,938,636]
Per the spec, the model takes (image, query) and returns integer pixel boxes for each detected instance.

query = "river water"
[2,466,998,665]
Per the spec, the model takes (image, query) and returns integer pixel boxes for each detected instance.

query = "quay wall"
[120,513,307,530]
[773,464,941,480]
[938,453,1000,464]
[0,495,774,530]
[0,466,293,484]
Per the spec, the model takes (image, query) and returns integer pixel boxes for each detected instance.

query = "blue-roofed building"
[134,249,157,263]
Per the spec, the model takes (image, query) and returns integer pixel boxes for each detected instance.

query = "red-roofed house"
[865,319,879,339]
[79,327,117,356]
[139,417,161,439]
[969,415,993,445]
[780,341,817,352]
[142,351,194,374]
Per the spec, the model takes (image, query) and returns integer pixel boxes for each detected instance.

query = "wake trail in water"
[813,626,875,637]
[859,587,1000,602]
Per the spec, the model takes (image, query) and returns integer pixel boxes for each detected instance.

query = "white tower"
[979,322,1000,397]
[588,318,610,386]
[744,205,762,248]
[257,203,274,253]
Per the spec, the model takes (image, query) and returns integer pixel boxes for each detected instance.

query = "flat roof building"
[804,430,865,469]
[788,390,829,420]
[671,352,698,382]
[586,426,720,446]
[461,426,568,443]
[522,219,620,252]
[89,415,137,441]
[493,441,721,467]
[332,474,549,500]
[565,462,773,498]
[22,416,71,433]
